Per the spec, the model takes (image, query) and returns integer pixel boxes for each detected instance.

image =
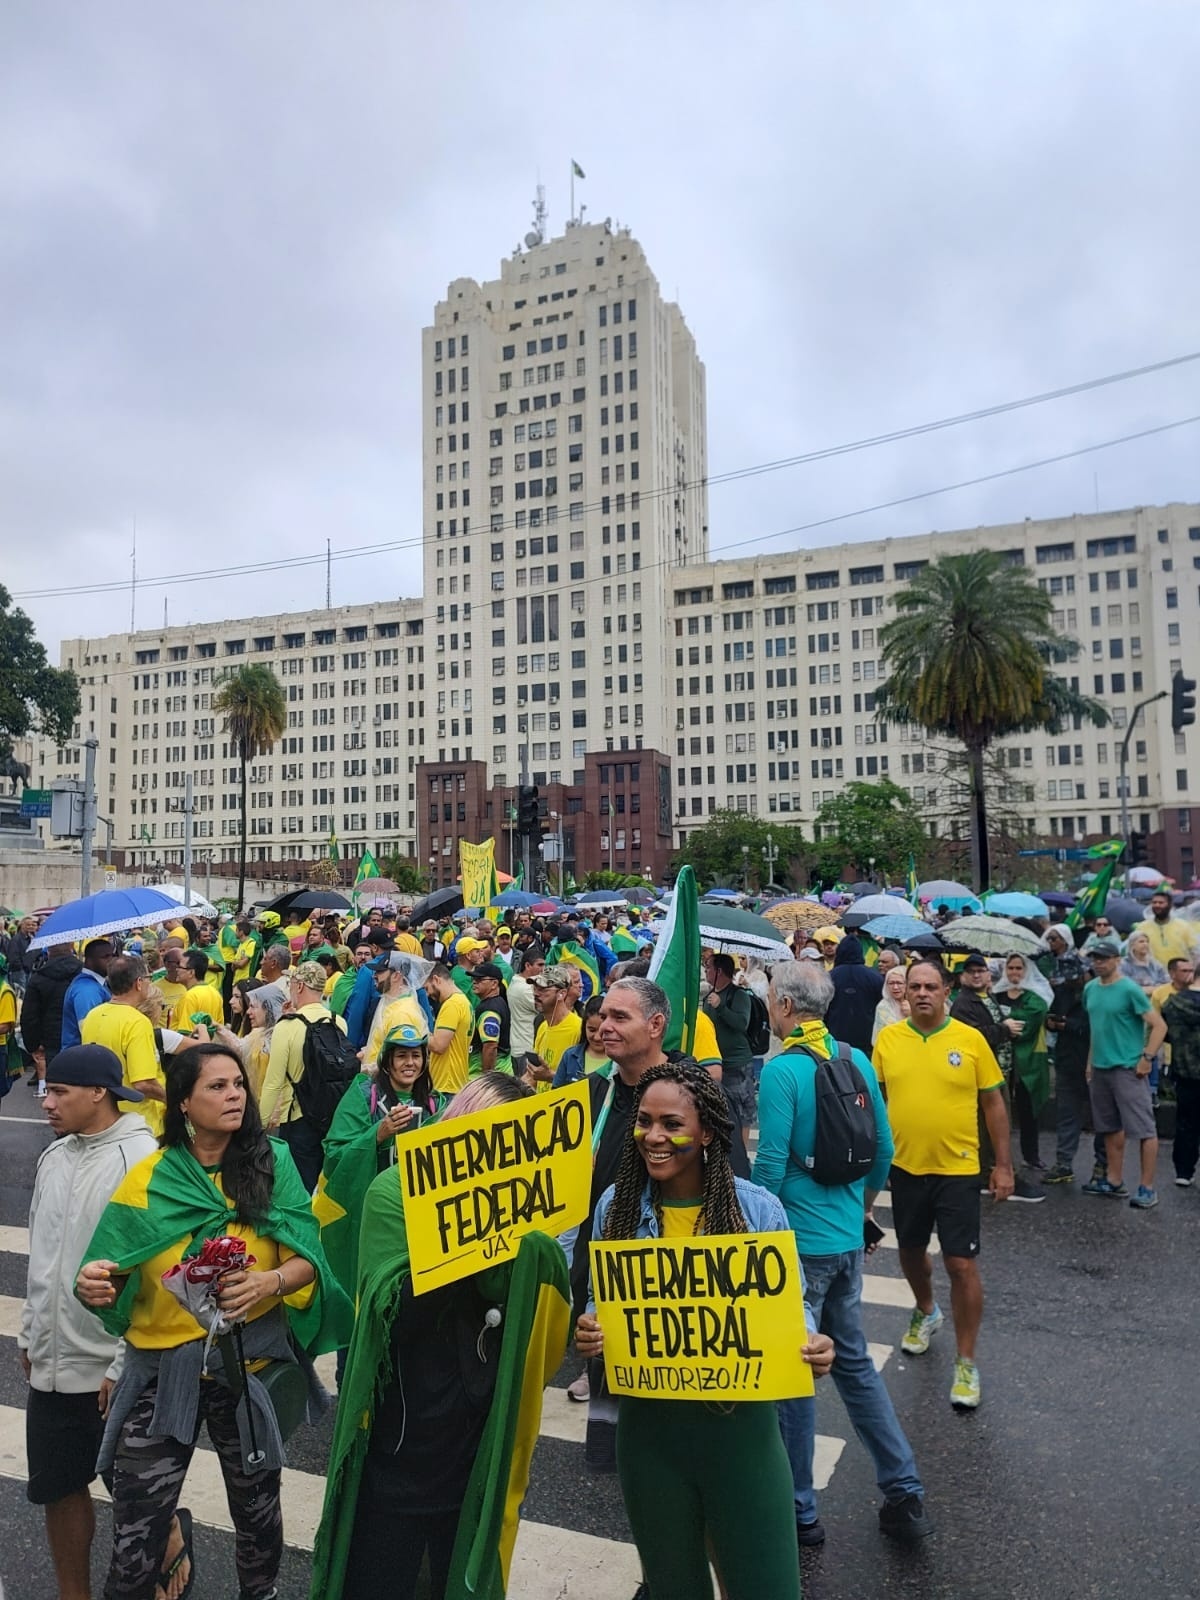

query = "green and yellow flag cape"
[547,938,601,998]
[309,1167,570,1600]
[610,924,640,957]
[313,1077,447,1301]
[79,1141,353,1355]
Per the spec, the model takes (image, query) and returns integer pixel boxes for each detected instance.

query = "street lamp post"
[741,844,750,892]
[761,832,779,889]
[868,855,876,886]
[1119,689,1168,846]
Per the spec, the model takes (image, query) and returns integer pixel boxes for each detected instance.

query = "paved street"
[3,1092,1199,1599]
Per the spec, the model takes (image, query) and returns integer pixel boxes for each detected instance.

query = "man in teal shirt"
[1082,941,1167,1207]
[753,960,929,1547]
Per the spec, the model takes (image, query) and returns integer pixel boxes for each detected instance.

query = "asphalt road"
[3,1090,1199,1600]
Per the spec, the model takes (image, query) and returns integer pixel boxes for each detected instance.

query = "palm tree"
[875,550,1108,891]
[213,663,287,911]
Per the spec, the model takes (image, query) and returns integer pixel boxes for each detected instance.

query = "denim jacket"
[587,1175,814,1329]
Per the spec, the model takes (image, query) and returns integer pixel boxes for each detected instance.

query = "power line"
[13,349,1200,603]
[49,413,1200,690]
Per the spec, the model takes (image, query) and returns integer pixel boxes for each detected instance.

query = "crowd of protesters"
[5,877,1198,1600]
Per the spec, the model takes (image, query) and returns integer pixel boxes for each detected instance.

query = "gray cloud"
[2,1,1197,653]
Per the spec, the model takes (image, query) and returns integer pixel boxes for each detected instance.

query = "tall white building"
[421,214,707,787]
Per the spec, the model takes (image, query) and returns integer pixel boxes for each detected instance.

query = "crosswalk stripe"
[0,1226,30,1255]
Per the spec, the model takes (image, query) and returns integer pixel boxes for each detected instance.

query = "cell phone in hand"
[864,1216,885,1251]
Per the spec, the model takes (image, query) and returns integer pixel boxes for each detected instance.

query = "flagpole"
[570,160,574,225]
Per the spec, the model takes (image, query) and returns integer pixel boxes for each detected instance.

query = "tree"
[812,780,926,884]
[876,551,1108,891]
[379,854,430,895]
[0,583,80,762]
[213,663,287,912]
[671,810,802,891]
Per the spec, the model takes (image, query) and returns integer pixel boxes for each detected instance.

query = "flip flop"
[157,1507,195,1600]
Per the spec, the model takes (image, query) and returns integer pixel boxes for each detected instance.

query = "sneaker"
[796,1516,826,1547]
[1081,1176,1129,1197]
[1090,1160,1106,1183]
[950,1357,981,1410]
[35,1081,47,1099]
[1008,1175,1046,1203]
[900,1304,943,1355]
[566,1371,590,1402]
[1174,1176,1194,1188]
[879,1494,934,1542]
[1129,1185,1159,1209]
[1042,1164,1075,1184]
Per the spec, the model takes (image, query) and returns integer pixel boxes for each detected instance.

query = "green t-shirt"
[1083,975,1150,1069]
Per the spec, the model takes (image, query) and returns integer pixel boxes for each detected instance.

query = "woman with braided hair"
[576,1058,833,1600]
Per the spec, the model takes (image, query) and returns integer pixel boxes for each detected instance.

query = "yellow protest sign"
[459,836,499,916]
[589,1231,814,1401]
[400,1079,592,1294]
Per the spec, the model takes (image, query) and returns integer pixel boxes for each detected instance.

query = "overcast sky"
[3,2,1198,659]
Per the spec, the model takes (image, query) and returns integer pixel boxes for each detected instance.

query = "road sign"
[104,869,118,889]
[19,789,51,819]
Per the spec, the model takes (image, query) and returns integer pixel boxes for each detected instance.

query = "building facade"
[33,220,1200,887]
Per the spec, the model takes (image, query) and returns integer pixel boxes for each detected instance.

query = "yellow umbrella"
[761,900,830,932]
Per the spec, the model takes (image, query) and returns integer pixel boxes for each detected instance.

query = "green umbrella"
[697,904,793,962]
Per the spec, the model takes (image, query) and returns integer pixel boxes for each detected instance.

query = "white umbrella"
[850,893,918,918]
[150,881,219,918]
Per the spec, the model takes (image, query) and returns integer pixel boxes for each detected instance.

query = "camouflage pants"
[103,1378,282,1600]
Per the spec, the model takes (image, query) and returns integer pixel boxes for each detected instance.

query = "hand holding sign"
[400,1080,592,1294]
[589,1231,816,1401]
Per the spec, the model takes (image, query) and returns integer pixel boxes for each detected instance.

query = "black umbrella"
[259,888,353,916]
[1101,895,1144,935]
[901,930,945,951]
[409,886,465,925]
[848,881,876,898]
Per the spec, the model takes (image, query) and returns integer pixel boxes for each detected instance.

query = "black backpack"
[284,1014,361,1137]
[791,1041,879,1187]
[746,991,772,1056]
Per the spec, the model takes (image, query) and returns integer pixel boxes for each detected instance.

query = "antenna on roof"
[530,183,547,246]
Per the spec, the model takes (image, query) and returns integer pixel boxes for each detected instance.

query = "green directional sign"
[19,789,52,818]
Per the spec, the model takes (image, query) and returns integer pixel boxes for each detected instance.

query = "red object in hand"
[185,1235,253,1285]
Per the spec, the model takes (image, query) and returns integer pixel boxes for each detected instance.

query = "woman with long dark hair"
[77,1042,351,1600]
[316,1023,450,1298]
[575,1061,833,1600]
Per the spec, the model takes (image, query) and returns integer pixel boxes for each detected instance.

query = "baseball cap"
[495,926,513,939]
[366,927,395,949]
[292,960,327,990]
[470,962,506,984]
[456,937,484,954]
[381,1022,428,1053]
[530,967,572,990]
[961,952,990,971]
[46,1044,144,1102]
[1089,940,1121,958]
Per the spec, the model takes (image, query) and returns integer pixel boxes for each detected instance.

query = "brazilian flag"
[313,1078,448,1300]
[309,1167,571,1600]
[78,1141,353,1354]
[610,924,640,957]
[547,937,601,1000]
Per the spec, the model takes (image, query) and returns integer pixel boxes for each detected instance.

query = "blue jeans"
[777,1249,923,1521]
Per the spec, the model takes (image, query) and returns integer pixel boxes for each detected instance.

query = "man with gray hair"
[754,960,930,1547]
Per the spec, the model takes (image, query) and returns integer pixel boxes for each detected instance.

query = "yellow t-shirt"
[170,984,226,1033]
[153,976,188,1010]
[81,1002,166,1136]
[362,993,427,1068]
[430,990,473,1094]
[872,1016,1003,1176]
[690,1009,722,1070]
[534,1011,583,1093]
[393,933,424,957]
[119,1161,314,1349]
[0,983,16,1039]
[660,1201,703,1238]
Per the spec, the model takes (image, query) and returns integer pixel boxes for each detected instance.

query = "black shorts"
[26,1386,106,1505]
[889,1167,982,1260]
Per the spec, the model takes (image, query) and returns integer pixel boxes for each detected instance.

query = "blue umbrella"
[984,891,1050,919]
[29,887,182,951]
[490,889,546,908]
[863,914,932,943]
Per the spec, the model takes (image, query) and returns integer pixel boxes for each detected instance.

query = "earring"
[185,1115,197,1141]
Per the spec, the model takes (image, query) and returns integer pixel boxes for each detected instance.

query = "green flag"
[511,861,524,890]
[572,159,585,178]
[1066,855,1119,930]
[328,829,339,863]
[354,848,381,889]
[906,854,920,907]
[1087,838,1126,859]
[77,1141,351,1354]
[611,924,640,957]
[648,864,700,1053]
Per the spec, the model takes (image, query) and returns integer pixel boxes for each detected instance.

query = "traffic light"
[1129,830,1149,867]
[1172,671,1197,733]
[517,784,539,837]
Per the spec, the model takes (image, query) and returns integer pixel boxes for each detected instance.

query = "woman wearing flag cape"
[76,1041,352,1600]
[309,1073,571,1600]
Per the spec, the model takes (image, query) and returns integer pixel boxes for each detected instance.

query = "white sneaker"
[35,1082,47,1099]
[900,1304,944,1355]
